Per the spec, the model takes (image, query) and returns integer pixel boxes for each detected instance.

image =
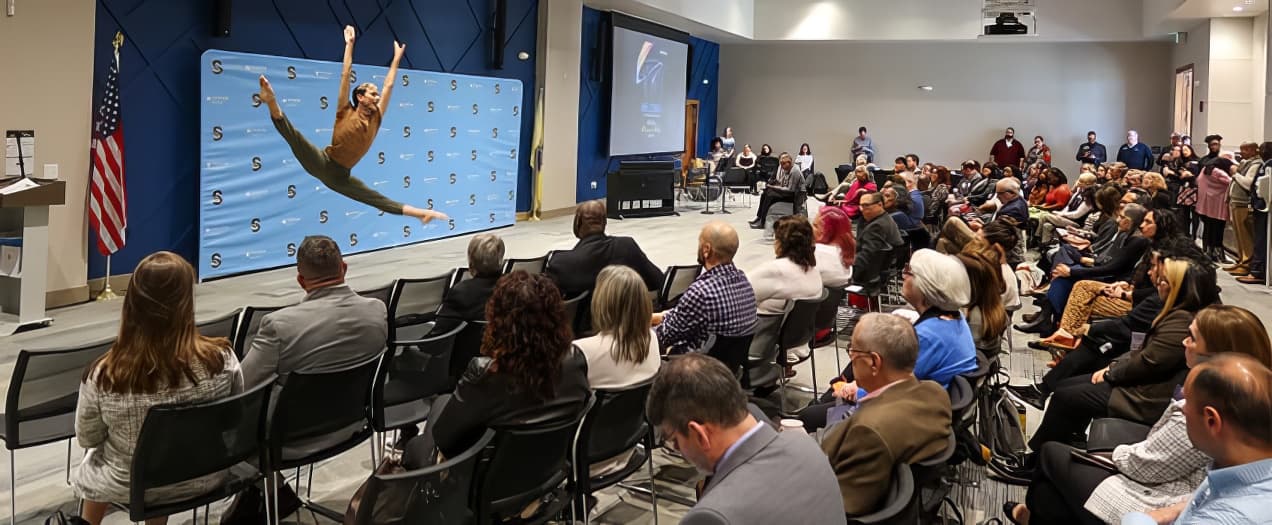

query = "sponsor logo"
[204,226,230,236]
[250,218,261,232]
[287,66,297,79]
[205,96,230,105]
[377,152,386,164]
[372,179,389,186]
[472,104,479,115]
[350,69,357,83]
[487,193,499,201]
[508,190,515,200]
[512,105,520,116]
[212,190,223,205]
[243,65,266,74]
[490,170,497,181]
[251,94,262,107]
[402,74,410,86]
[422,177,439,184]
[427,101,435,112]
[346,210,368,219]
[403,126,411,138]
[320,96,328,110]
[280,97,300,106]
[492,128,498,138]
[494,83,501,94]
[449,127,457,138]
[449,173,457,184]
[426,199,434,209]
[422,127,438,134]
[251,157,262,171]
[446,151,461,159]
[471,149,479,161]
[447,104,460,112]
[445,199,460,206]
[469,193,477,205]
[244,127,267,135]
[403,176,411,188]
[287,185,296,198]
[245,250,267,259]
[509,149,517,159]
[243,189,270,199]
[211,59,223,74]
[447,219,456,230]
[315,70,334,80]
[427,150,435,162]
[210,253,222,268]
[349,233,359,246]
[205,161,230,170]
[489,212,496,223]
[319,210,329,223]
[403,225,411,237]
[286,243,297,257]
[399,153,414,160]
[450,79,458,90]
[281,217,301,225]
[212,126,223,141]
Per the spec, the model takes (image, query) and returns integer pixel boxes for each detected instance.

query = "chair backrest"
[575,381,653,490]
[704,333,755,380]
[449,267,471,289]
[233,305,288,358]
[473,397,592,522]
[197,309,241,342]
[267,352,383,469]
[388,274,453,343]
[348,430,494,525]
[562,291,590,336]
[502,255,548,276]
[544,249,565,271]
[4,339,115,447]
[722,167,749,186]
[448,320,488,382]
[846,463,917,525]
[357,283,395,308]
[757,156,779,177]
[813,286,847,335]
[658,264,702,310]
[130,377,274,515]
[373,323,466,430]
[778,290,829,352]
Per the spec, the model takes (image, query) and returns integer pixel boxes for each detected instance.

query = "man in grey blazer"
[241,235,388,387]
[647,354,845,525]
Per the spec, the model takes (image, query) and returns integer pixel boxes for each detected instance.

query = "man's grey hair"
[996,177,1020,194]
[854,313,919,371]
[467,234,505,277]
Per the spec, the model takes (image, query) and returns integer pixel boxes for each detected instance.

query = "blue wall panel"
[576,6,718,203]
[90,0,538,280]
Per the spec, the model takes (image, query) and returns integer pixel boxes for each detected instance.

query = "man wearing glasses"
[852,192,905,293]
[939,178,1026,254]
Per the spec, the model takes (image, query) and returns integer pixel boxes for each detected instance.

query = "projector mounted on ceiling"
[982,0,1036,37]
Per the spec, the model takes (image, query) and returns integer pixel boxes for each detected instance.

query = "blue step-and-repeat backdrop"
[199,50,522,279]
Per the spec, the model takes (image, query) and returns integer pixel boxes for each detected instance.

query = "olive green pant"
[271,114,404,215]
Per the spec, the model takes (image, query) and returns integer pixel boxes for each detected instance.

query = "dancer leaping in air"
[257,25,447,224]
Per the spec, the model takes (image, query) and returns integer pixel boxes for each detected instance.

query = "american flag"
[89,46,127,256]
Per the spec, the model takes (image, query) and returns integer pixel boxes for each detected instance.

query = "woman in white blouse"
[735,144,758,169]
[796,143,815,175]
[749,216,825,370]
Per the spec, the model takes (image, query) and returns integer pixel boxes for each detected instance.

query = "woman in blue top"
[798,249,976,430]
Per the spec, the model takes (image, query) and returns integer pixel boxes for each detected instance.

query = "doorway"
[1174,65,1194,136]
[683,100,700,180]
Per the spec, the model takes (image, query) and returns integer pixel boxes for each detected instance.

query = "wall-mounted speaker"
[213,0,231,37]
[489,0,507,69]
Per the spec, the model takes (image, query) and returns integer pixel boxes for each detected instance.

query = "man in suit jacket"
[853,192,905,293]
[646,354,844,525]
[820,313,953,516]
[547,199,664,297]
[428,233,503,336]
[241,235,388,387]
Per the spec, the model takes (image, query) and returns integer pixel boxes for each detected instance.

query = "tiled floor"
[3,195,1269,524]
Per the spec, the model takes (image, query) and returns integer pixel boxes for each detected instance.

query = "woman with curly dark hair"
[403,271,590,467]
[748,216,823,374]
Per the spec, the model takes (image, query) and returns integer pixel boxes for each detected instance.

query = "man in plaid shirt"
[654,222,758,353]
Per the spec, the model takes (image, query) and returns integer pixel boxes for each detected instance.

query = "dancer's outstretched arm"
[379,41,404,116]
[337,25,355,110]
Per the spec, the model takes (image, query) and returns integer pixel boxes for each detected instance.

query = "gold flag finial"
[112,31,124,51]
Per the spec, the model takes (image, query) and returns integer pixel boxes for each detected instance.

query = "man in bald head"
[547,199,664,297]
[1124,353,1272,524]
[652,221,758,354]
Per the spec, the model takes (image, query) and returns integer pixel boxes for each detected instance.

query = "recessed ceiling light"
[918,85,934,91]
[1234,6,1244,11]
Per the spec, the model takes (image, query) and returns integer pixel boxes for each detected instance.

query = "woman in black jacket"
[403,271,590,466]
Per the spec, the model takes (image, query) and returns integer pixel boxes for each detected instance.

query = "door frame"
[1174,64,1194,137]
[683,99,700,179]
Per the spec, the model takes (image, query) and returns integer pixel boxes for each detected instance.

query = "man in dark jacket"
[1076,131,1107,166]
[1116,130,1155,171]
[547,199,664,297]
[853,192,905,293]
[429,233,504,336]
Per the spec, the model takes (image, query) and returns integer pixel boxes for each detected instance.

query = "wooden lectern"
[0,179,65,334]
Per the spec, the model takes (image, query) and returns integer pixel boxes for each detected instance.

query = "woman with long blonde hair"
[74,252,243,525]
[575,265,661,390]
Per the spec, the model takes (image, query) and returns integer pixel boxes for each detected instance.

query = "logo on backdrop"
[212,190,223,205]
[508,190,514,200]
[450,80,458,91]
[490,170,497,181]
[287,185,296,198]
[403,126,411,138]
[319,210,329,223]
[287,243,297,257]
[320,96,329,110]
[472,104,479,115]
[509,149,516,159]
[492,128,498,139]
[210,253,222,268]
[426,198,434,210]
[212,126,223,141]
[512,105,519,117]
[377,152,385,164]
[251,156,262,171]
[350,233,358,246]
[402,74,410,86]
[403,176,411,188]
[211,60,223,74]
[427,101,435,112]
[403,225,411,237]
[427,150,435,162]
[447,219,456,230]
[350,69,357,83]
[469,194,476,206]
[251,94,262,107]
[449,173,457,184]
[287,66,297,79]
[250,218,261,232]
[471,150,478,161]
[494,83,501,94]
[489,212,496,223]
[449,127,457,138]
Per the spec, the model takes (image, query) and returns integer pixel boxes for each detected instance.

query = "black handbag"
[44,512,90,525]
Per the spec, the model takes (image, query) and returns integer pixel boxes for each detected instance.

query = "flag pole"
[95,31,124,303]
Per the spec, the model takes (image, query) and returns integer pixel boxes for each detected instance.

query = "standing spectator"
[1225,142,1260,276]
[1117,130,1155,171]
[1238,141,1272,285]
[74,252,243,525]
[749,153,806,229]
[654,222,758,353]
[1076,131,1108,166]
[1027,135,1053,167]
[852,126,875,163]
[721,126,736,156]
[1158,132,1182,166]
[1196,155,1233,263]
[795,143,815,175]
[991,127,1028,169]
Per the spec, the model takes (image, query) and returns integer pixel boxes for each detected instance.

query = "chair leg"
[833,326,842,373]
[646,437,659,525]
[65,439,72,486]
[11,450,16,525]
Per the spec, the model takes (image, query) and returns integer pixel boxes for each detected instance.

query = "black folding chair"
[573,382,658,524]
[502,255,549,275]
[372,322,466,458]
[656,265,703,311]
[846,463,918,525]
[1,338,114,524]
[357,283,395,309]
[233,305,288,358]
[388,273,453,343]
[776,290,829,402]
[197,309,241,341]
[812,286,849,370]
[346,430,494,525]
[563,290,591,337]
[703,333,756,382]
[449,320,488,383]
[127,378,274,523]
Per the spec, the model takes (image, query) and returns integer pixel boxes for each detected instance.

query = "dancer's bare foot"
[258,75,283,120]
[403,205,448,224]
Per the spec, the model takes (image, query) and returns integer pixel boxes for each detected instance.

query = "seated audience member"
[1038,204,1149,333]
[976,219,1025,298]
[796,143,815,175]
[647,354,846,525]
[74,252,244,525]
[821,313,953,516]
[748,216,823,368]
[888,172,926,235]
[706,136,728,173]
[820,165,877,219]
[429,233,503,336]
[1141,172,1173,211]
[1125,355,1272,524]
[937,178,1025,254]
[1004,305,1271,525]
[958,250,1010,357]
[403,272,590,467]
[1037,168,1074,212]
[948,160,994,209]
[749,153,807,229]
[574,265,661,476]
[813,206,856,288]
[654,222,758,354]
[1025,165,1052,209]
[1035,171,1096,244]
[241,235,388,387]
[852,192,905,291]
[925,165,952,226]
[991,256,1219,482]
[547,199,664,297]
[735,143,758,169]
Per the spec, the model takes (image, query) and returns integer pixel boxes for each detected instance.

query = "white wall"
[718,41,1172,175]
[0,0,95,303]
[534,0,583,214]
[1252,14,1267,140]
[1173,20,1210,137]
[1208,17,1257,142]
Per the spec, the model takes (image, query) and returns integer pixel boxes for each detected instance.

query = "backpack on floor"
[978,385,1028,462]
[44,512,90,525]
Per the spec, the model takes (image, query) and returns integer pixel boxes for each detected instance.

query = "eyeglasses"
[995,190,1015,195]
[861,200,881,208]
